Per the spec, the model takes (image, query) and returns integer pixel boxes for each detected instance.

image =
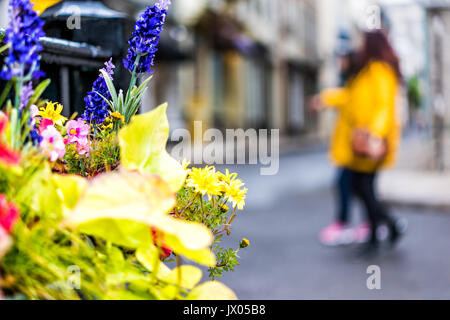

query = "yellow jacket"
[32,0,61,14]
[321,61,401,173]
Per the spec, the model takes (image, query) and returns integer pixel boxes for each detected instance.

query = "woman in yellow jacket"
[31,0,61,14]
[319,31,404,254]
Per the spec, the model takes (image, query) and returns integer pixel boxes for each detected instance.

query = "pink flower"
[40,125,66,162]
[66,119,90,144]
[76,137,90,156]
[65,119,91,156]
[0,195,19,233]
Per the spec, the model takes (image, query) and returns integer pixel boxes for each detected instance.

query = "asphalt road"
[215,150,450,299]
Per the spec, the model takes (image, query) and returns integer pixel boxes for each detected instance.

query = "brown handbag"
[351,128,388,161]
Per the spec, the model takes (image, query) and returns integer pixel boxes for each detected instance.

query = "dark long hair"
[354,30,402,82]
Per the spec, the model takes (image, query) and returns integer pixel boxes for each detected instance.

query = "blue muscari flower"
[123,0,170,74]
[0,0,45,81]
[82,59,115,124]
[29,127,42,146]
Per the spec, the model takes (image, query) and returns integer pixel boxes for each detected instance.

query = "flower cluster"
[186,166,247,210]
[0,0,45,80]
[178,163,248,279]
[123,0,170,74]
[82,59,115,124]
[0,1,243,300]
[33,102,93,161]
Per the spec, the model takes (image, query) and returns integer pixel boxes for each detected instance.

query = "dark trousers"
[349,170,394,243]
[336,168,352,224]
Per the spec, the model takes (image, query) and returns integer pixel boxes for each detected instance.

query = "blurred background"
[1,0,450,299]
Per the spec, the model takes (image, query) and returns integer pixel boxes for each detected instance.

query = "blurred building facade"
[424,1,450,124]
[139,0,322,141]
[0,0,432,142]
[105,0,321,140]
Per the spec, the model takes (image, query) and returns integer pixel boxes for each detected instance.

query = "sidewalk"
[379,132,450,210]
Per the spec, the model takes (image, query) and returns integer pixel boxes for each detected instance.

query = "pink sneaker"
[319,222,353,246]
[353,222,371,243]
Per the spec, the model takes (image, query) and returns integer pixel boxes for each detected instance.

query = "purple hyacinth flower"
[20,81,34,109]
[82,58,116,124]
[123,0,170,74]
[157,0,171,11]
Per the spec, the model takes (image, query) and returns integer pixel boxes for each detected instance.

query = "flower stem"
[199,194,206,222]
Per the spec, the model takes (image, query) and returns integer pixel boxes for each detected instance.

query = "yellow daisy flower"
[223,179,247,210]
[101,123,113,131]
[218,169,238,185]
[186,166,223,198]
[39,102,67,125]
[110,111,125,124]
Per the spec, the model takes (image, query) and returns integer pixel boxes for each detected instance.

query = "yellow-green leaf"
[52,174,87,209]
[163,232,216,267]
[16,163,62,219]
[186,281,238,300]
[64,170,175,227]
[161,265,202,290]
[118,103,187,192]
[79,219,151,249]
[136,245,172,279]
[64,170,215,265]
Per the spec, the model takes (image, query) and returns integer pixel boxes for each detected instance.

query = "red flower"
[0,113,20,166]
[151,227,172,258]
[0,195,19,233]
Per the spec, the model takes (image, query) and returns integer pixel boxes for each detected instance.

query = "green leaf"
[0,80,13,108]
[27,79,51,108]
[124,76,152,123]
[118,89,124,115]
[118,103,187,193]
[100,70,118,110]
